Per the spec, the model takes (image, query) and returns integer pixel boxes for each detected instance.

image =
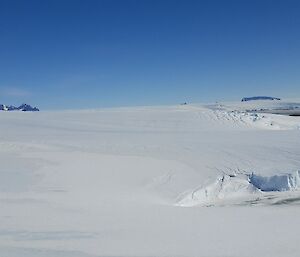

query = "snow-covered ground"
[1,100,300,257]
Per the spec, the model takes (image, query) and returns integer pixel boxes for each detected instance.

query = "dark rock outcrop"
[241,96,281,102]
[0,104,39,111]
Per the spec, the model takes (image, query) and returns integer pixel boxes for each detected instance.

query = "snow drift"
[177,171,300,207]
[176,174,259,207]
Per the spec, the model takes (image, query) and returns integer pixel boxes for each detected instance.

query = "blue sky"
[1,0,300,109]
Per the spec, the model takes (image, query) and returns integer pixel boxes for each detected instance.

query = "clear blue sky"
[1,0,300,109]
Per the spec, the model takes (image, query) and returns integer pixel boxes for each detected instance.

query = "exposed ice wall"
[249,171,300,192]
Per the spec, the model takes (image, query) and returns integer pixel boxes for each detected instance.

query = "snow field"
[0,100,300,257]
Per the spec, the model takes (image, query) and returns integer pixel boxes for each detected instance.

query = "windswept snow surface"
[1,101,300,257]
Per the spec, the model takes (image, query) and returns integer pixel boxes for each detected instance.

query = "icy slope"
[0,101,300,257]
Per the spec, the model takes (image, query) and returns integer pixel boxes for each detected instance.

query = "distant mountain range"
[241,96,281,102]
[0,104,39,112]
